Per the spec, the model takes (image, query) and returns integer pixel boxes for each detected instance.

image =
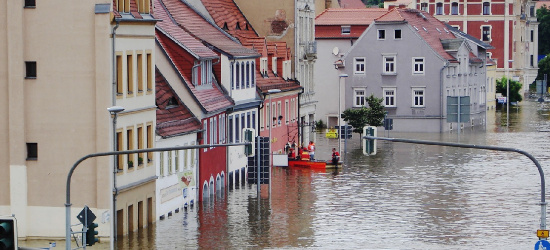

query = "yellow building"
[0,0,156,242]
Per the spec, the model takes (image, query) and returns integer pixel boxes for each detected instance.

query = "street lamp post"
[338,74,348,156]
[506,60,513,127]
[107,106,124,248]
[266,89,280,194]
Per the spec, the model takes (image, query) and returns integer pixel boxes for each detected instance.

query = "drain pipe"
[440,61,449,133]
[111,19,120,248]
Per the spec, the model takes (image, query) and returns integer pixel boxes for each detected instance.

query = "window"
[246,62,251,88]
[235,116,240,143]
[117,131,123,170]
[138,0,150,13]
[175,150,179,172]
[25,61,37,78]
[383,55,396,74]
[116,55,123,94]
[235,63,240,89]
[24,0,36,7]
[383,88,396,107]
[531,30,534,42]
[531,55,534,67]
[354,89,366,107]
[482,26,491,42]
[127,54,134,95]
[413,57,425,74]
[354,57,366,75]
[260,58,268,76]
[201,60,213,85]
[26,143,37,160]
[420,2,428,12]
[229,115,234,143]
[412,88,425,107]
[377,29,386,40]
[127,128,134,168]
[251,62,256,86]
[436,2,443,15]
[241,62,245,89]
[168,151,172,175]
[451,2,459,15]
[272,102,276,127]
[265,103,270,127]
[285,100,289,124]
[252,111,256,130]
[159,152,164,176]
[137,126,144,165]
[341,26,351,35]
[147,124,153,164]
[277,102,282,126]
[137,53,143,93]
[394,29,402,39]
[482,2,490,15]
[146,53,152,92]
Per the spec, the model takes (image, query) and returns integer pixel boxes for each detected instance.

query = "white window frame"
[481,25,491,42]
[412,88,425,107]
[341,26,351,35]
[285,100,289,124]
[436,2,443,15]
[260,57,268,76]
[420,2,428,12]
[394,29,402,40]
[377,29,386,40]
[353,88,366,107]
[354,57,366,75]
[412,57,425,75]
[382,55,396,74]
[383,87,396,107]
[482,2,491,15]
[451,2,459,15]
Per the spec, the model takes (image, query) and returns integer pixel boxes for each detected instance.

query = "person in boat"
[331,148,340,165]
[308,141,315,161]
[288,147,295,159]
[300,147,310,161]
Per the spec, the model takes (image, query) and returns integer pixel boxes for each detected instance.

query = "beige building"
[0,0,156,242]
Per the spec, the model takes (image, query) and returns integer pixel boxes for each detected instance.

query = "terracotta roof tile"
[159,0,259,58]
[315,8,388,25]
[156,68,202,137]
[201,0,258,39]
[155,0,218,59]
[376,8,457,61]
[156,30,234,113]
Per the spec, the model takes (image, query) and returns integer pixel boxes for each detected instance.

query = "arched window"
[202,182,209,202]
[246,62,250,88]
[436,2,443,15]
[451,2,459,15]
[482,2,490,15]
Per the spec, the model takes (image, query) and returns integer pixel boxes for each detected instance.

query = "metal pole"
[257,136,260,195]
[458,96,461,137]
[364,135,547,235]
[268,94,272,195]
[112,113,117,244]
[507,70,510,127]
[338,79,341,155]
[66,143,251,250]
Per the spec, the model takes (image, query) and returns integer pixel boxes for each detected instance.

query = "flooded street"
[142,100,550,249]
[24,100,550,249]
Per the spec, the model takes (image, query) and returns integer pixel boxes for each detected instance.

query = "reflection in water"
[111,100,550,249]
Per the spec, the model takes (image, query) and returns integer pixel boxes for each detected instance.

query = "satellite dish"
[332,47,339,56]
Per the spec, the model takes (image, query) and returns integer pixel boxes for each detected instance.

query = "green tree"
[341,94,385,136]
[496,76,523,103]
[536,54,550,80]
[538,5,550,56]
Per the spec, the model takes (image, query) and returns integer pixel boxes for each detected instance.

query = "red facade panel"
[468,4,482,15]
[198,114,227,202]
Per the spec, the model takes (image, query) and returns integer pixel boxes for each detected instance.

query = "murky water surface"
[148,100,550,249]
[22,100,550,249]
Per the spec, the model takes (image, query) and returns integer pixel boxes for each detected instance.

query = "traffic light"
[363,126,377,156]
[243,128,256,157]
[0,216,17,250]
[86,222,99,246]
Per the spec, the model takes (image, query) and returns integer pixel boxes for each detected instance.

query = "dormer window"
[260,58,268,77]
[117,0,130,13]
[167,97,178,108]
[272,57,278,76]
[341,26,351,35]
[223,22,229,30]
[236,22,241,30]
[193,60,213,86]
[137,0,150,14]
